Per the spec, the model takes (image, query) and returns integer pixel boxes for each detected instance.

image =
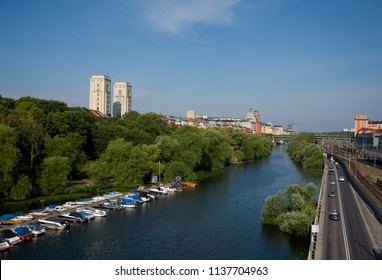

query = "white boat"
[38,217,69,230]
[29,209,51,218]
[45,205,67,212]
[26,222,46,236]
[76,206,107,217]
[91,196,106,202]
[57,212,87,223]
[118,198,138,208]
[0,237,10,251]
[63,201,80,208]
[76,197,95,205]
[103,191,123,199]
[148,186,168,195]
[14,212,34,221]
[0,229,22,245]
[76,211,96,220]
[160,185,176,192]
[97,201,124,210]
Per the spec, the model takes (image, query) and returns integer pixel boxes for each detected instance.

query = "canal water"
[1,146,322,260]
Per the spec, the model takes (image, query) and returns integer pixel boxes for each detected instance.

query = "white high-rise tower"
[113,82,132,118]
[89,75,112,116]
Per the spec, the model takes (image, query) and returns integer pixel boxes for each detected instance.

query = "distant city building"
[254,110,261,133]
[261,122,272,134]
[354,113,382,136]
[287,123,298,134]
[89,75,111,116]
[187,110,196,119]
[113,82,132,118]
[245,108,255,122]
[166,108,295,135]
[272,125,284,135]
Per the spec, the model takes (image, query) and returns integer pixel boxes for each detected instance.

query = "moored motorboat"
[160,184,176,192]
[148,186,168,195]
[103,191,123,199]
[38,217,69,230]
[91,196,106,202]
[76,206,107,217]
[118,197,138,208]
[13,211,34,221]
[63,201,80,208]
[76,211,95,220]
[180,181,197,188]
[125,194,145,204]
[0,214,24,225]
[76,197,95,205]
[0,229,22,245]
[13,226,33,241]
[0,237,10,252]
[26,222,46,236]
[170,182,184,191]
[58,212,87,223]
[97,200,124,210]
[29,209,51,218]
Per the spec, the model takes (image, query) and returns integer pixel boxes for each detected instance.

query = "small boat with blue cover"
[13,226,33,241]
[26,222,46,236]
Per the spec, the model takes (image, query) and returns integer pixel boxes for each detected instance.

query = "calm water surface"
[1,146,322,260]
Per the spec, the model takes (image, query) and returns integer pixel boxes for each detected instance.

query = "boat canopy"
[78,197,92,202]
[27,222,43,230]
[128,194,143,201]
[0,214,15,221]
[14,226,31,236]
[47,204,58,209]
[0,229,17,238]
[174,182,183,188]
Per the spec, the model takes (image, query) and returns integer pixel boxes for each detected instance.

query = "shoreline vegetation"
[261,133,324,237]
[0,95,273,213]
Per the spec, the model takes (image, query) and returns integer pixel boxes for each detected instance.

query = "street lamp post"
[158,161,161,184]
[40,199,45,210]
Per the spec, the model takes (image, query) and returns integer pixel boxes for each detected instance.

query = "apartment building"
[89,75,112,116]
[113,82,132,118]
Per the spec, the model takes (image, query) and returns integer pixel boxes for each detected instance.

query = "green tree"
[45,133,88,178]
[261,191,286,226]
[200,128,232,172]
[163,161,197,182]
[173,125,206,171]
[278,211,312,237]
[10,175,32,200]
[0,124,21,196]
[261,183,318,237]
[90,138,134,180]
[154,135,179,163]
[287,133,323,169]
[39,156,71,194]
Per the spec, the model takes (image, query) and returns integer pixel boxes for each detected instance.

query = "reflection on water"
[1,146,322,260]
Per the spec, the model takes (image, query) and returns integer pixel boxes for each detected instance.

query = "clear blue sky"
[0,0,381,132]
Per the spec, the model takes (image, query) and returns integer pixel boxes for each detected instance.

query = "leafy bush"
[261,183,317,237]
[287,133,323,169]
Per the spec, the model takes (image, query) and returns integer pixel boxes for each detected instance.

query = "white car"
[339,176,345,182]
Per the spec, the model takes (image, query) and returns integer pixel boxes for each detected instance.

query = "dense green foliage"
[261,182,317,237]
[0,95,273,200]
[286,133,324,169]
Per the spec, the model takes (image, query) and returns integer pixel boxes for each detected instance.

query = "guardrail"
[308,164,326,260]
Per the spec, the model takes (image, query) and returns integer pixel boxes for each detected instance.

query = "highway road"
[321,160,376,260]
